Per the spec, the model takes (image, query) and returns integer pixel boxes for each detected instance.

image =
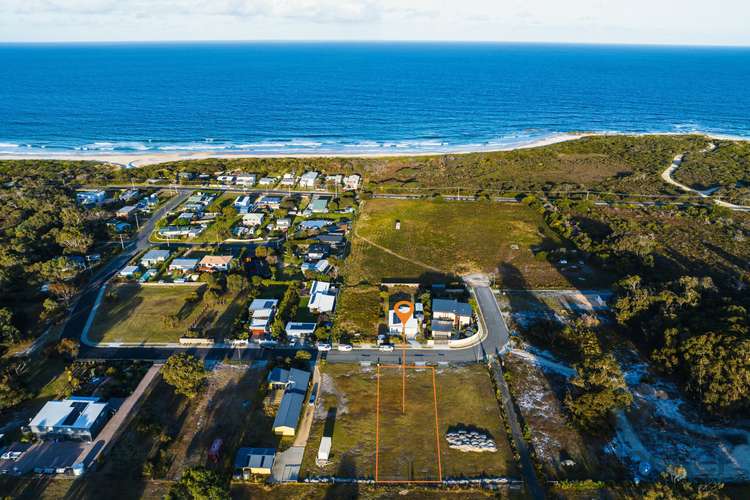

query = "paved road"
[62,190,191,342]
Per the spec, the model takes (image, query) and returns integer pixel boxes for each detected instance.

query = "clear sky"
[2,0,749,46]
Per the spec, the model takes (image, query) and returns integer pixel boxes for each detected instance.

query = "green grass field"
[88,284,244,343]
[352,199,569,285]
[301,364,517,480]
[336,199,580,336]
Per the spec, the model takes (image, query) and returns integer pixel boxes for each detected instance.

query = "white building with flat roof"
[28,397,110,442]
[298,171,319,188]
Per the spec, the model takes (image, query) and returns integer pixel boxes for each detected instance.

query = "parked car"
[378,344,395,352]
[316,343,332,352]
[337,344,353,352]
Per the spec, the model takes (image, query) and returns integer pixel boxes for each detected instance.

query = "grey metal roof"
[234,447,276,469]
[272,369,310,431]
[432,298,473,318]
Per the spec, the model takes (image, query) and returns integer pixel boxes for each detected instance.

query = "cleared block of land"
[376,367,441,482]
[88,284,244,344]
[301,364,517,480]
[350,199,571,287]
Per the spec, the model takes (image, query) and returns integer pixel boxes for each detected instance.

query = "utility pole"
[134,212,140,231]
[119,234,125,250]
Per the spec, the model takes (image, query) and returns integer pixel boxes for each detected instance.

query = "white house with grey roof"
[28,397,111,442]
[432,298,473,327]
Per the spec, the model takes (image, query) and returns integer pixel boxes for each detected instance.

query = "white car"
[337,344,353,352]
[317,343,332,352]
[379,344,395,352]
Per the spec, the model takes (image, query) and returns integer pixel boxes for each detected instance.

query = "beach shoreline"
[0,131,746,168]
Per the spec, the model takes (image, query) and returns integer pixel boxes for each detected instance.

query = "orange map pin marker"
[393,300,414,336]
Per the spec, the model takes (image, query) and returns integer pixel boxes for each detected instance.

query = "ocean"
[0,42,749,155]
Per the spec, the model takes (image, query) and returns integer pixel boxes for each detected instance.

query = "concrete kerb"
[79,284,109,348]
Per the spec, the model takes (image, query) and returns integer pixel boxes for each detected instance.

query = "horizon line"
[1,39,750,49]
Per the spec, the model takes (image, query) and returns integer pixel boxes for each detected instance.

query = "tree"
[162,353,207,399]
[0,308,21,344]
[0,372,28,410]
[165,466,229,500]
[226,273,247,293]
[295,350,312,362]
[55,225,94,254]
[56,338,79,361]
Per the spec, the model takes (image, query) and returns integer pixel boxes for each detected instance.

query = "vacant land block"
[301,364,517,481]
[351,199,571,287]
[97,364,264,482]
[88,284,245,344]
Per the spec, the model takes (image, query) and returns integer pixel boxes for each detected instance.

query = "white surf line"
[661,147,750,211]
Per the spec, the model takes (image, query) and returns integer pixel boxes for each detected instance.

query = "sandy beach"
[0,133,590,168]
[0,132,746,168]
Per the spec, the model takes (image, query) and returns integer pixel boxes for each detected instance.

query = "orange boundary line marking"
[375,364,381,482]
[375,364,443,484]
[431,366,443,481]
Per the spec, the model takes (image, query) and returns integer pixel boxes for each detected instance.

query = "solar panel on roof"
[61,402,88,426]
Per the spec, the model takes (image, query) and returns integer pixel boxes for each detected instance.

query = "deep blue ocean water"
[0,42,749,155]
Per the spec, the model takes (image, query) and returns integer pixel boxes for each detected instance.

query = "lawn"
[301,364,517,480]
[88,284,245,344]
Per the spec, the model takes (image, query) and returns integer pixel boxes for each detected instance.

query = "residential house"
[185,192,215,208]
[258,176,277,186]
[298,171,319,188]
[306,195,330,214]
[76,190,107,206]
[306,243,330,261]
[216,175,235,184]
[159,226,204,238]
[301,259,330,275]
[242,212,265,227]
[308,280,336,314]
[107,220,132,233]
[432,298,473,327]
[279,173,297,187]
[285,322,316,341]
[343,174,361,191]
[235,174,257,186]
[233,195,253,213]
[28,396,111,442]
[199,255,234,272]
[168,258,199,273]
[275,218,291,231]
[118,265,139,278]
[255,195,283,210]
[120,189,140,202]
[140,249,170,267]
[249,298,280,336]
[431,319,454,343]
[249,298,280,311]
[178,172,195,181]
[299,219,332,231]
[234,448,275,477]
[388,303,423,339]
[116,205,138,219]
[272,368,311,436]
[315,233,345,250]
[326,174,343,186]
[177,212,196,222]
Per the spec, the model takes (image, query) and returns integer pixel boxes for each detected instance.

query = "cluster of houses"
[77,189,160,234]
[158,191,217,239]
[211,170,360,191]
[387,297,474,344]
[118,248,235,283]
